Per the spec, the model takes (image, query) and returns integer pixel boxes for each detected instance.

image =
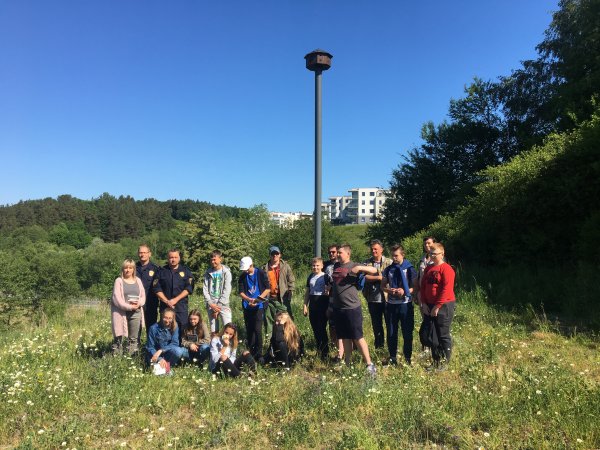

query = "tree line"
[0,193,245,244]
[374,0,600,242]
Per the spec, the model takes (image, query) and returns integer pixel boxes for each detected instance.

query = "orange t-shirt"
[268,265,280,298]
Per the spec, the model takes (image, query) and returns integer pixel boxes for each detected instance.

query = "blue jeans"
[187,343,210,364]
[162,346,188,365]
[385,302,414,361]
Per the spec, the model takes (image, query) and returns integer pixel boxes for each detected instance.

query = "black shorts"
[333,307,363,340]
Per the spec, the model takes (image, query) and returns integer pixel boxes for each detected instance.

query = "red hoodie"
[420,262,455,308]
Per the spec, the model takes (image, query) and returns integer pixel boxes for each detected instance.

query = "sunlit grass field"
[1,282,599,449]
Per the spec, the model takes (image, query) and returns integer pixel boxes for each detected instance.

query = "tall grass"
[1,278,598,449]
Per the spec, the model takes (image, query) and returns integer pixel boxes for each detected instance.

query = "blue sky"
[0,0,558,212]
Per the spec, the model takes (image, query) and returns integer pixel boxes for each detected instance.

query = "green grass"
[1,281,599,449]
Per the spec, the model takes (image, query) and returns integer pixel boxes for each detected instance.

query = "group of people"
[110,237,456,377]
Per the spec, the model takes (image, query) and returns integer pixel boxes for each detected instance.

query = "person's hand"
[210,304,221,314]
[222,335,230,345]
[303,305,308,317]
[190,344,198,352]
[151,350,162,362]
[158,359,168,369]
[431,306,440,317]
[397,288,405,296]
[212,311,219,319]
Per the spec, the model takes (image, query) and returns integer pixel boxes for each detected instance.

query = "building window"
[361,209,365,213]
[370,192,375,196]
[361,217,366,223]
[361,192,365,196]
[379,200,383,205]
[370,200,374,205]
[361,200,365,205]
[370,209,374,213]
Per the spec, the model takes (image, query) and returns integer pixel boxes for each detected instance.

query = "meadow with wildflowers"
[1,280,598,449]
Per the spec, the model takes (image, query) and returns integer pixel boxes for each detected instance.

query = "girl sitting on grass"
[263,312,304,369]
[146,308,186,369]
[181,309,211,365]
[209,323,256,377]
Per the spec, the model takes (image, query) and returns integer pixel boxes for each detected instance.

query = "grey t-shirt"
[331,262,360,310]
[123,280,140,303]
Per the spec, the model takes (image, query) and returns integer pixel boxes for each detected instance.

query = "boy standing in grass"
[381,245,417,366]
[202,250,232,333]
[330,244,379,376]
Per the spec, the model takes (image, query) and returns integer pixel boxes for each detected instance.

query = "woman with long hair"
[181,309,211,365]
[209,323,256,377]
[264,312,304,368]
[111,259,146,355]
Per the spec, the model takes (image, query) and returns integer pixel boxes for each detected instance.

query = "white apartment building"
[346,187,388,224]
[321,202,331,221]
[328,195,353,223]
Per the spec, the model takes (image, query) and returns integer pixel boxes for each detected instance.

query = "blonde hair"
[121,259,137,279]
[276,312,301,354]
[161,308,177,333]
[431,242,445,254]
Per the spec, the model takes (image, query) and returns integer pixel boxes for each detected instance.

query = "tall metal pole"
[314,69,322,257]
[305,49,332,258]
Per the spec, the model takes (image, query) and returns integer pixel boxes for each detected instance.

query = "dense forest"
[0,194,245,244]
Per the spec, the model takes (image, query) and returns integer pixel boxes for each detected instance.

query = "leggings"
[214,353,256,378]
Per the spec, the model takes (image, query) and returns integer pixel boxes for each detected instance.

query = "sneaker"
[366,363,377,377]
[386,358,398,367]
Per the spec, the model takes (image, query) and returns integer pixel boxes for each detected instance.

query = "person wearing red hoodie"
[419,242,456,371]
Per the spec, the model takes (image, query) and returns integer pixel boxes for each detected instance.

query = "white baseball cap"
[239,256,253,271]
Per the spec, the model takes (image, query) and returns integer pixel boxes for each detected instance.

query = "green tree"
[182,205,273,277]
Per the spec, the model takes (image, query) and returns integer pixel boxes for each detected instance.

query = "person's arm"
[210,338,222,366]
[364,262,382,282]
[286,263,296,292]
[146,327,158,356]
[111,279,132,311]
[169,327,180,348]
[170,272,193,306]
[408,267,417,295]
[303,274,311,316]
[259,270,271,299]
[153,275,172,308]
[220,269,232,305]
[202,272,213,306]
[351,265,378,275]
[199,322,211,345]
